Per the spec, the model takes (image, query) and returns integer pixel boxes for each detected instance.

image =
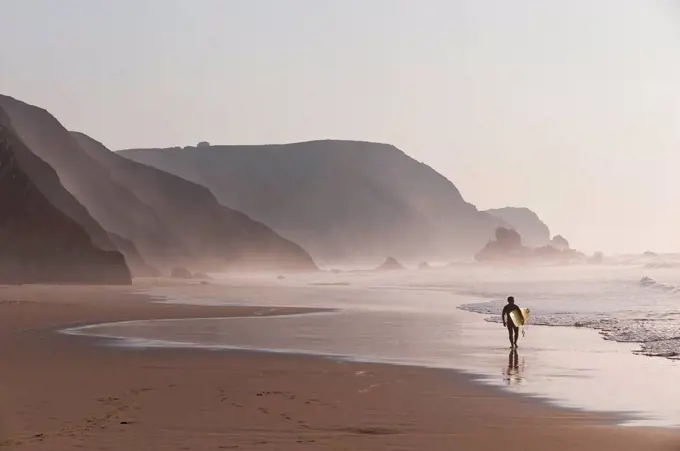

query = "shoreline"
[53,313,638,425]
[63,283,679,428]
[0,283,678,450]
[64,329,641,429]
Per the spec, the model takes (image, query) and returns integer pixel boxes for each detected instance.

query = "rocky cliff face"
[0,95,176,271]
[0,94,316,273]
[0,115,131,285]
[119,141,505,265]
[71,133,316,272]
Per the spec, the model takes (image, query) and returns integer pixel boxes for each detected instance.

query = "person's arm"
[502,305,508,327]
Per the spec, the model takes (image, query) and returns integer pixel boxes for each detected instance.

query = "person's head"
[507,296,515,304]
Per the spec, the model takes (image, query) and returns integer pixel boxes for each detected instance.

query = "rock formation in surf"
[483,207,550,248]
[0,114,131,285]
[588,251,604,264]
[550,235,570,251]
[375,257,405,271]
[475,228,529,261]
[475,227,584,263]
[0,94,316,273]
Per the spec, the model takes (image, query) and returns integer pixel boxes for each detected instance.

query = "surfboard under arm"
[509,308,530,328]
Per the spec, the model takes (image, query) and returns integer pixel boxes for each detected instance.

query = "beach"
[0,280,678,450]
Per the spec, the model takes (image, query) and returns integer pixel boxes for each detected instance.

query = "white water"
[64,263,680,426]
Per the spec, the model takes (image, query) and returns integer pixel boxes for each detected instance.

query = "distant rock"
[197,141,210,148]
[170,267,192,279]
[550,235,570,251]
[640,276,655,287]
[533,245,584,260]
[0,116,131,285]
[476,227,584,263]
[418,262,431,270]
[643,251,658,257]
[588,251,604,264]
[483,207,550,247]
[375,257,405,271]
[192,272,213,280]
[475,228,529,261]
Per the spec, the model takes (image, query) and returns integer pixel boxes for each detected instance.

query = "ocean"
[64,260,680,427]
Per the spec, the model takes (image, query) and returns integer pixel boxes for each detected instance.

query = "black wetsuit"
[502,304,521,346]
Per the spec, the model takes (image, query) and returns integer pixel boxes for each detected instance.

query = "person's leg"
[507,325,514,346]
[512,326,519,347]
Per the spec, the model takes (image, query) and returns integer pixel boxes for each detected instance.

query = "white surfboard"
[509,308,530,328]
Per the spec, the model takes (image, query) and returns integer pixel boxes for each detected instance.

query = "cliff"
[0,94,315,273]
[119,141,505,265]
[0,114,131,284]
[0,95,173,273]
[71,133,316,272]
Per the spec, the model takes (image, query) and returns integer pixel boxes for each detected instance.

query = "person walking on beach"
[502,296,521,348]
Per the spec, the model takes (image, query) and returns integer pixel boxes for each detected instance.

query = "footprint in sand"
[340,426,400,435]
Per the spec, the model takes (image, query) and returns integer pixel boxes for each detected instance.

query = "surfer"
[501,296,521,348]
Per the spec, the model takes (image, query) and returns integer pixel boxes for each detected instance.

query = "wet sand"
[0,282,678,450]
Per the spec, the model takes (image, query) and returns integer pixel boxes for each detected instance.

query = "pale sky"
[2,0,680,254]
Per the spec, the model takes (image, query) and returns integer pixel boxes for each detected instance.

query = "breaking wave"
[638,276,680,293]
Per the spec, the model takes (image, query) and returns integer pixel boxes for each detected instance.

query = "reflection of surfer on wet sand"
[504,349,524,386]
[508,348,518,370]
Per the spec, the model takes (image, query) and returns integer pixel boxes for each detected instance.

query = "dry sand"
[0,282,677,450]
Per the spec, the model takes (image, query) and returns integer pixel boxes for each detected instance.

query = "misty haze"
[1,1,680,450]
